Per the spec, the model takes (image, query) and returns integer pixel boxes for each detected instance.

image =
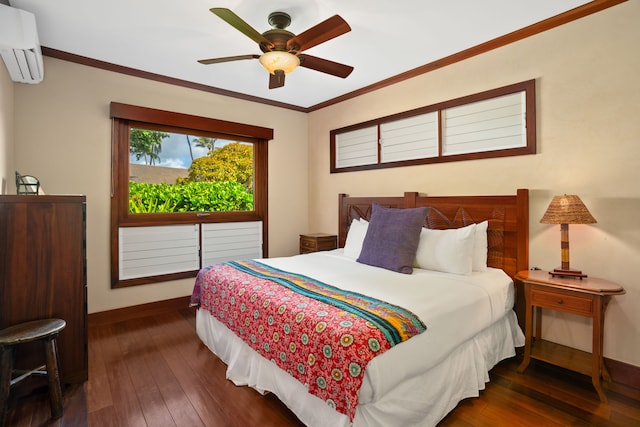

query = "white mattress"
[195,250,524,426]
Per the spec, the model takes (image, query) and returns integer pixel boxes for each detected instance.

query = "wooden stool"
[0,319,66,427]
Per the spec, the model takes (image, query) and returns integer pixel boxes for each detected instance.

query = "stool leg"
[43,337,64,419]
[0,346,14,427]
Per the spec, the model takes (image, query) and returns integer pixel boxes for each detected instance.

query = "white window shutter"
[335,126,378,168]
[380,112,439,162]
[201,221,263,266]
[119,225,199,280]
[442,92,526,156]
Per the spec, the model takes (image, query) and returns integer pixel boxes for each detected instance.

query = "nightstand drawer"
[530,287,593,316]
[299,233,337,254]
[300,238,318,252]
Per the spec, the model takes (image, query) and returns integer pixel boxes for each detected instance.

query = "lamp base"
[549,268,587,279]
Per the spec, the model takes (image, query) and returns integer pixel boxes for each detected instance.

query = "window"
[110,102,272,288]
[331,79,535,173]
[380,112,439,162]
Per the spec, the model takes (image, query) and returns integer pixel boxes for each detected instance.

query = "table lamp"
[540,194,596,278]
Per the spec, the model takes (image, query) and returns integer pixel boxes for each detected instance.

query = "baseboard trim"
[606,357,640,393]
[88,296,192,326]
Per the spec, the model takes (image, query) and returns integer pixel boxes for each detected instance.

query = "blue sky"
[130,132,232,169]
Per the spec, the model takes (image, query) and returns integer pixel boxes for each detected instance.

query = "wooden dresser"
[0,195,88,387]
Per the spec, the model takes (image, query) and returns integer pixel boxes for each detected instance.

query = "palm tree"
[193,136,219,154]
[185,135,195,162]
[130,129,168,165]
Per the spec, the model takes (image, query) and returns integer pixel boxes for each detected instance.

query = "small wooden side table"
[299,233,338,254]
[515,270,625,402]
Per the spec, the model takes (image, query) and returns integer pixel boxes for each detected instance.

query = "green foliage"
[183,142,254,188]
[129,181,253,213]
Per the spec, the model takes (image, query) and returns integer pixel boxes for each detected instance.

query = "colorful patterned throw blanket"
[191,260,427,421]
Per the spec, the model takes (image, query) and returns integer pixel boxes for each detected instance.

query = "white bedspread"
[195,250,524,426]
[261,250,514,401]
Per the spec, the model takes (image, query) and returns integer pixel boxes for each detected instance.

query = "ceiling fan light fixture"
[259,51,300,74]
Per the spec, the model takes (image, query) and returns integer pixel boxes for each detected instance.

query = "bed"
[191,189,529,427]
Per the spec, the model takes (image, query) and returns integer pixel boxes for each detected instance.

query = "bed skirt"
[196,308,524,427]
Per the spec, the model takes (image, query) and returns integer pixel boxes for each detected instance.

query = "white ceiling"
[10,0,592,109]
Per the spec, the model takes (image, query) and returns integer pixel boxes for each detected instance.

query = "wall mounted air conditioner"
[0,3,44,84]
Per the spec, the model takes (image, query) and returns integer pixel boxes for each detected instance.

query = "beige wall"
[308,2,640,367]
[0,62,14,194]
[12,58,309,315]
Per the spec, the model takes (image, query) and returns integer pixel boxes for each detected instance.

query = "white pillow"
[472,220,488,272]
[414,223,476,275]
[343,218,369,260]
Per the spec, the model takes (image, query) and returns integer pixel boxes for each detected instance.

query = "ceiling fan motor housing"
[260,29,296,53]
[261,12,296,53]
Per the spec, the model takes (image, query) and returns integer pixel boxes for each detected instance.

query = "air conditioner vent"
[0,4,44,84]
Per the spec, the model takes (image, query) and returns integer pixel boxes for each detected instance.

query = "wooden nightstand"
[515,270,625,402]
[299,233,337,254]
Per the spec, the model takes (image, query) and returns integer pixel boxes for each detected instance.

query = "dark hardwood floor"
[4,307,639,426]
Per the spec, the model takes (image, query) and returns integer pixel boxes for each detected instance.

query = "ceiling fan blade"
[210,8,274,49]
[268,70,286,89]
[286,15,351,52]
[298,54,354,78]
[198,54,260,65]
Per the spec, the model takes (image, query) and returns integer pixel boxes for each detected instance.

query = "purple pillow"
[357,203,428,274]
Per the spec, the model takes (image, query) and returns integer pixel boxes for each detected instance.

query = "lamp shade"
[259,51,300,75]
[540,195,597,225]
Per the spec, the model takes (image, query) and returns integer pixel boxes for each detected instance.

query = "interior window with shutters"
[110,103,272,288]
[330,79,535,173]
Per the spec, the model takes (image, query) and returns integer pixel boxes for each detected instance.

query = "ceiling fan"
[198,8,354,89]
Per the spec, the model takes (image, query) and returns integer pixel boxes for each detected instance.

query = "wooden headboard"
[338,189,529,280]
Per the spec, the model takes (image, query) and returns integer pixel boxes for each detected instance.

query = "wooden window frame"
[110,102,272,288]
[330,79,536,173]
